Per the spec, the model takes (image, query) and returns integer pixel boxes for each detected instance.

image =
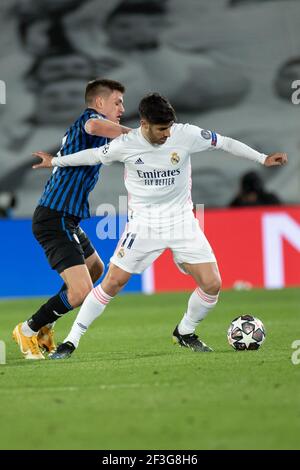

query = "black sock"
[27,290,73,332]
[58,283,67,294]
[47,284,68,328]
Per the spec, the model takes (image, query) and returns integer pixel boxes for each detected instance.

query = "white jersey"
[98,124,223,226]
[53,122,266,228]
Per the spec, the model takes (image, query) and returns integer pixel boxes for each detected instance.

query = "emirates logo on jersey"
[171,152,180,165]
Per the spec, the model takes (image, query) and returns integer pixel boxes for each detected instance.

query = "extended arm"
[85,119,131,139]
[32,136,126,169]
[219,136,287,166]
[184,124,288,167]
[32,147,106,169]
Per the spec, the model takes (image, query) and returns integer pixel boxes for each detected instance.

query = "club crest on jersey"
[201,129,211,140]
[117,248,125,258]
[171,152,180,165]
[102,143,110,155]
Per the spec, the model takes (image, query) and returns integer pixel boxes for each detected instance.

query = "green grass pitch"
[0,288,299,450]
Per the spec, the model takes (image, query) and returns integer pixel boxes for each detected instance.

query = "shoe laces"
[185,333,203,346]
[56,342,70,352]
[31,336,43,355]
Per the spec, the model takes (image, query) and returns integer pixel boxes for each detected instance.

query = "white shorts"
[110,215,216,274]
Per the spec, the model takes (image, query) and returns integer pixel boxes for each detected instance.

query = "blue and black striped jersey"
[39,108,107,218]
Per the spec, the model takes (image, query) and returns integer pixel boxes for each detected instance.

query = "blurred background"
[0,0,299,294]
[1,0,300,215]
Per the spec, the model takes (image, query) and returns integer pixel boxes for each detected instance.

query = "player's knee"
[67,284,92,307]
[105,271,127,292]
[201,276,222,296]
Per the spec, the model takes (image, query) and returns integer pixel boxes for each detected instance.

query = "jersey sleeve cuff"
[258,154,267,165]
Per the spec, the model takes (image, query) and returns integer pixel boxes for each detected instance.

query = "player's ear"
[140,119,149,130]
[95,95,103,109]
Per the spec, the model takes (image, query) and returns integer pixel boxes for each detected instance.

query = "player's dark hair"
[85,79,125,105]
[139,93,176,125]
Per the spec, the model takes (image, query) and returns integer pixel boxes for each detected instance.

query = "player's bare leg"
[101,263,131,296]
[173,262,221,352]
[85,251,105,285]
[61,264,94,307]
[50,263,131,359]
[184,261,221,295]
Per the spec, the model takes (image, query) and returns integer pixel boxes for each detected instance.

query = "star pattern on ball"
[228,315,266,350]
[241,330,256,348]
[231,316,245,331]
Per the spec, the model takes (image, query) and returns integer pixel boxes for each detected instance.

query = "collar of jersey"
[86,107,106,119]
[138,127,163,148]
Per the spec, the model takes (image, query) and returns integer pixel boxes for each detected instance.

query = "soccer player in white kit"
[33,93,287,358]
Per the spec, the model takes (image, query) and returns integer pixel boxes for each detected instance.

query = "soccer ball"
[227,315,266,350]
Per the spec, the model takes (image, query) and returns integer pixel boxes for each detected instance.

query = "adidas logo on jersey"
[135,157,144,164]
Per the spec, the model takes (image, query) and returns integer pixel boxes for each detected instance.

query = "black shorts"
[32,206,96,274]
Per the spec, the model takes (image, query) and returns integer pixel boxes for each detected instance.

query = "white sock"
[46,322,55,329]
[64,285,113,348]
[178,287,219,335]
[21,321,37,337]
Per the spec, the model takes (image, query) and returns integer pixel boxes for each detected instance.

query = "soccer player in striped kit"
[13,79,130,359]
